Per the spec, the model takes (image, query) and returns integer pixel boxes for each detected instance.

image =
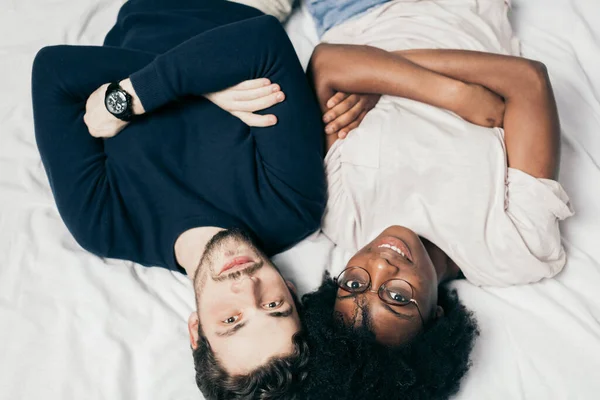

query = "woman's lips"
[219,256,254,275]
[375,236,413,262]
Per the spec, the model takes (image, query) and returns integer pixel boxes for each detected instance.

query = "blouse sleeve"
[504,167,574,280]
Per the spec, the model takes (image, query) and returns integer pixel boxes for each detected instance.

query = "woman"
[301,0,573,398]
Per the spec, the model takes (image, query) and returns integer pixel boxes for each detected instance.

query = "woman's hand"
[204,78,285,127]
[453,83,505,128]
[84,83,130,139]
[322,92,380,139]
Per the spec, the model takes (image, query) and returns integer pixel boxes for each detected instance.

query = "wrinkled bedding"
[1,0,599,399]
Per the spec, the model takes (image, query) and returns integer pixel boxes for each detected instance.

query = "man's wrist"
[119,78,145,115]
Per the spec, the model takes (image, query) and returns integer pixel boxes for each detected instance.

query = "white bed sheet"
[0,0,599,399]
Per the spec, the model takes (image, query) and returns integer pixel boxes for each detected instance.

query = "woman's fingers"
[337,111,366,139]
[325,97,363,134]
[232,111,278,127]
[323,94,360,125]
[355,110,368,126]
[326,92,348,109]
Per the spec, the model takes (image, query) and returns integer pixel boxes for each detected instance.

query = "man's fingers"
[325,99,363,135]
[327,92,348,109]
[231,78,271,90]
[323,94,360,125]
[232,111,278,127]
[236,91,285,112]
[233,84,281,101]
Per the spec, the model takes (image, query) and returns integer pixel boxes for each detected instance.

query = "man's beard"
[194,228,259,288]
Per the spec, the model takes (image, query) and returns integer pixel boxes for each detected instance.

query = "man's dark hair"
[301,274,479,400]
[192,290,309,400]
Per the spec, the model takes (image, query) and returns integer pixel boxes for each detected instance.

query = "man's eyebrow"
[216,321,247,337]
[267,307,294,318]
[215,307,294,337]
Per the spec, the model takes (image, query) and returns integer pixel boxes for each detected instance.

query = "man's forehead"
[213,318,300,374]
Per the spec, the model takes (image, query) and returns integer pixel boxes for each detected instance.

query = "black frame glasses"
[334,266,425,326]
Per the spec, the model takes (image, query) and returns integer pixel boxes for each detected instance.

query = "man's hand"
[452,83,505,128]
[204,78,285,127]
[84,83,129,139]
[322,92,380,139]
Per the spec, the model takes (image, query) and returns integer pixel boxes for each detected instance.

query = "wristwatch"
[105,82,134,121]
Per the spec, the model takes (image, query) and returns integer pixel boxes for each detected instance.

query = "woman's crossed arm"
[308,43,506,152]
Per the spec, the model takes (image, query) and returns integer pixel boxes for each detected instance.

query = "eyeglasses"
[334,266,424,326]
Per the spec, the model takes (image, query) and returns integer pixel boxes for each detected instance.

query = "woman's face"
[334,226,442,346]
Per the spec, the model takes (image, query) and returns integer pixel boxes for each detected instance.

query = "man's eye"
[263,300,282,309]
[223,315,239,324]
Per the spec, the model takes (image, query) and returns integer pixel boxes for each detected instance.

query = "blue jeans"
[306,0,391,36]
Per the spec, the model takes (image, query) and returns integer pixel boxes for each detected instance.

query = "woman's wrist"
[441,80,470,114]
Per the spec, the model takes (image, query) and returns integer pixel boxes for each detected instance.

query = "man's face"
[188,230,301,375]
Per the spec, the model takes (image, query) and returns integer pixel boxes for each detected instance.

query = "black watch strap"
[105,82,135,122]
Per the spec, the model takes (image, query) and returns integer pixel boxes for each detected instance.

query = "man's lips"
[219,256,255,275]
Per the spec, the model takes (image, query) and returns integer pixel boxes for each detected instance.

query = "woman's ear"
[435,305,445,319]
[188,312,200,350]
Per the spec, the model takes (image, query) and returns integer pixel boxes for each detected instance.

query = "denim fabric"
[306,0,391,36]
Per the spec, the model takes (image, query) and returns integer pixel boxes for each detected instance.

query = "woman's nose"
[368,256,399,284]
[369,255,399,272]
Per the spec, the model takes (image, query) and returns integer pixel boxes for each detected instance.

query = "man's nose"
[229,275,258,295]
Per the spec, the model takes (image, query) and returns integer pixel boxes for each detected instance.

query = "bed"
[1,0,599,399]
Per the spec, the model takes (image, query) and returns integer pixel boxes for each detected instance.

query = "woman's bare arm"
[308,44,505,151]
[308,43,500,117]
[395,49,560,179]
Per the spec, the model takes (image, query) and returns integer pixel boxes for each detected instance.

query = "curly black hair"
[301,275,479,400]
[192,291,310,400]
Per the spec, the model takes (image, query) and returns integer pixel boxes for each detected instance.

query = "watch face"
[106,90,128,115]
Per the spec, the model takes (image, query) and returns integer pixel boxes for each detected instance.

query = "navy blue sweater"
[31,0,325,272]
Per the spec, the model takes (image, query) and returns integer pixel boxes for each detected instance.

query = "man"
[31,0,322,398]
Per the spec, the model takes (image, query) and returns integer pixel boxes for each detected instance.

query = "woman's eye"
[223,315,239,324]
[344,280,365,290]
[388,291,408,302]
[263,300,283,309]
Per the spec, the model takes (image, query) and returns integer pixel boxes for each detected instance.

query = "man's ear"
[285,280,297,295]
[435,305,445,319]
[188,312,200,350]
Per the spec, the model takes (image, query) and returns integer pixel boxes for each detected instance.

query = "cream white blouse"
[321,0,574,286]
[229,0,294,22]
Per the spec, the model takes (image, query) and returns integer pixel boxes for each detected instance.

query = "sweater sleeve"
[129,15,291,112]
[31,45,156,263]
[129,15,326,207]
